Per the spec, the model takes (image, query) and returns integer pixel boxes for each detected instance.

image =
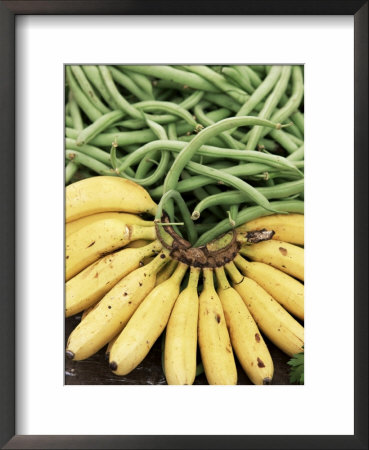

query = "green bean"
[285,132,303,146]
[155,189,197,245]
[192,179,304,219]
[68,92,84,131]
[236,66,282,117]
[244,66,263,87]
[195,200,304,246]
[65,150,111,175]
[117,139,300,176]
[287,144,304,161]
[193,103,244,150]
[82,65,120,110]
[245,66,291,150]
[181,171,225,219]
[65,161,78,184]
[65,66,102,122]
[65,138,112,165]
[76,110,124,146]
[182,160,284,213]
[222,67,254,94]
[134,100,200,129]
[183,65,248,104]
[150,162,277,198]
[109,66,153,101]
[167,123,177,140]
[203,92,240,112]
[292,111,304,134]
[232,66,256,91]
[267,66,304,135]
[119,67,154,96]
[163,117,297,197]
[269,129,299,154]
[123,65,220,93]
[127,151,170,187]
[135,118,168,178]
[65,116,74,128]
[99,66,143,120]
[70,65,111,114]
[282,121,303,139]
[153,79,194,92]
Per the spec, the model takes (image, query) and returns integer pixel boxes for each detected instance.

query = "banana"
[65,249,170,360]
[155,259,178,286]
[234,255,304,320]
[198,268,237,385]
[66,212,153,237]
[80,304,96,321]
[215,267,274,385]
[66,176,158,222]
[240,240,304,281]
[164,267,200,385]
[237,213,304,245]
[66,240,162,317]
[226,262,304,357]
[105,334,119,360]
[65,214,157,280]
[125,239,152,249]
[109,262,188,376]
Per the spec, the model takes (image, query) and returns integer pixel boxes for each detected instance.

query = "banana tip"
[65,350,75,360]
[263,377,272,385]
[109,361,118,371]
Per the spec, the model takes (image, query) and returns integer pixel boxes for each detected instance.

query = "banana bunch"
[65,177,304,385]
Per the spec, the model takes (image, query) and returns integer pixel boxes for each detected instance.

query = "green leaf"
[288,349,304,384]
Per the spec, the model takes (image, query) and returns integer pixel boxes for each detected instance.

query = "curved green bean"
[70,65,111,114]
[123,65,220,93]
[195,200,304,246]
[192,179,304,219]
[245,65,291,150]
[76,110,124,146]
[66,66,102,122]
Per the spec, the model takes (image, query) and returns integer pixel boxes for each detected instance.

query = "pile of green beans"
[65,64,304,246]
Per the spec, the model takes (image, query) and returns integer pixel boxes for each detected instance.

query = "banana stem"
[188,266,201,289]
[225,261,243,284]
[233,254,250,272]
[202,268,215,290]
[215,266,231,290]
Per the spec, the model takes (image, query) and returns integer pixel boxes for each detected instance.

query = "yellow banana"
[65,214,157,280]
[215,267,274,385]
[80,304,96,321]
[109,262,188,376]
[125,239,152,249]
[234,255,304,320]
[65,249,170,360]
[226,262,304,357]
[164,267,200,385]
[66,176,157,222]
[198,268,237,385]
[155,259,178,286]
[240,240,304,281]
[66,212,153,237]
[105,334,119,360]
[65,240,162,317]
[237,213,304,245]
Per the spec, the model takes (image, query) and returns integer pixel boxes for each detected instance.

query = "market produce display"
[65,64,304,385]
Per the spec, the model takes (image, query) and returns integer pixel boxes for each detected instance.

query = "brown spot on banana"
[279,247,288,256]
[257,357,265,368]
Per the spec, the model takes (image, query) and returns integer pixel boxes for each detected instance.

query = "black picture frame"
[0,1,367,449]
